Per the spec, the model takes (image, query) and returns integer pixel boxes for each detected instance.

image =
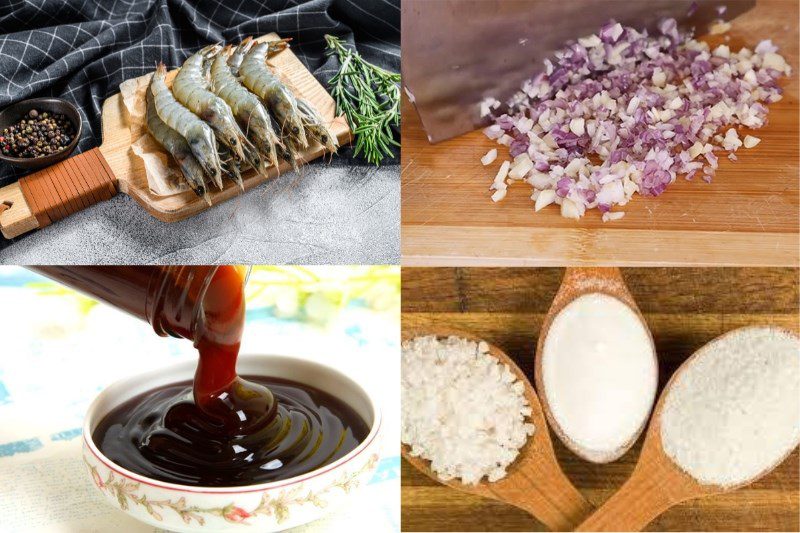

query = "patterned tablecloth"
[0,266,399,532]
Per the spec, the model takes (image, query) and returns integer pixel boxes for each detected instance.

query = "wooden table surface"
[401,267,799,531]
[401,1,799,266]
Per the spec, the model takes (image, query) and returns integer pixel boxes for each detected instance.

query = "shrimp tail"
[199,44,223,59]
[267,38,291,56]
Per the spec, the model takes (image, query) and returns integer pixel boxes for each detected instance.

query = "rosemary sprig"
[325,34,400,166]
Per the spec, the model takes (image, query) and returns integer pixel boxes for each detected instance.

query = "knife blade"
[403,0,755,143]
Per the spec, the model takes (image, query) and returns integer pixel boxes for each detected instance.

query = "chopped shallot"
[480,16,788,220]
[481,148,498,166]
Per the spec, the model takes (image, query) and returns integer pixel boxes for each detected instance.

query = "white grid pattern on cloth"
[0,0,399,187]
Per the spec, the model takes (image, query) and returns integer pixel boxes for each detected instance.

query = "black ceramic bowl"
[0,97,82,170]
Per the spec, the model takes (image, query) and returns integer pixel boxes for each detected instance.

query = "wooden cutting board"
[401,2,799,266]
[401,267,800,531]
[0,33,350,239]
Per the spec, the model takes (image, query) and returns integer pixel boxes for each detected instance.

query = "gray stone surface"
[0,163,399,265]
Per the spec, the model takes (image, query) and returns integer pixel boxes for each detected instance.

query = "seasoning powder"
[661,327,800,487]
[541,293,657,461]
[401,335,535,485]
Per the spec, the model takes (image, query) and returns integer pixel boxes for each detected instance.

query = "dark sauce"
[31,266,369,487]
[182,265,277,435]
[92,376,369,486]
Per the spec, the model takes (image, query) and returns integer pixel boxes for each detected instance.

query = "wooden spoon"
[575,326,800,531]
[534,267,657,464]
[401,327,594,531]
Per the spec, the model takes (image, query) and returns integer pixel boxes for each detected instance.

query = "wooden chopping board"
[0,33,350,239]
[401,267,800,531]
[401,2,799,266]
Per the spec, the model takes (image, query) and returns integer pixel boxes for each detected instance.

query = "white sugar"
[401,335,535,485]
[541,293,657,462]
[661,327,800,487]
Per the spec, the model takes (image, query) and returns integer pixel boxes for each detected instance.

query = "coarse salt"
[660,327,800,487]
[401,335,535,485]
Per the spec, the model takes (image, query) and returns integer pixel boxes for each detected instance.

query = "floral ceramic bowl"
[82,355,382,532]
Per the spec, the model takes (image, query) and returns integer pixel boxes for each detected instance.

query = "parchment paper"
[120,75,189,197]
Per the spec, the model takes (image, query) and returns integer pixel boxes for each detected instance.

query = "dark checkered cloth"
[0,0,400,188]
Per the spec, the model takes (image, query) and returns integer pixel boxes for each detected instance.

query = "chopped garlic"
[527,171,551,189]
[713,45,730,59]
[688,141,705,159]
[606,22,623,42]
[626,96,640,115]
[564,157,585,177]
[743,135,761,148]
[541,133,558,149]
[602,211,625,222]
[722,128,742,151]
[560,198,581,220]
[709,101,730,120]
[481,148,498,166]
[709,19,731,35]
[509,155,533,180]
[516,117,534,134]
[491,188,507,202]
[762,52,787,73]
[569,117,585,136]
[534,189,556,211]
[578,34,601,48]
[493,160,510,184]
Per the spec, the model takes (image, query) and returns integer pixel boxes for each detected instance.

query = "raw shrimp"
[145,76,211,205]
[296,97,338,153]
[228,38,300,171]
[239,40,309,151]
[230,38,333,154]
[209,45,282,172]
[151,63,223,190]
[226,37,288,77]
[172,45,261,189]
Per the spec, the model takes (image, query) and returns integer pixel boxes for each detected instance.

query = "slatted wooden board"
[0,33,350,239]
[401,2,799,266]
[401,267,800,531]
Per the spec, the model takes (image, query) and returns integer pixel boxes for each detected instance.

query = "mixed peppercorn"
[0,109,75,158]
